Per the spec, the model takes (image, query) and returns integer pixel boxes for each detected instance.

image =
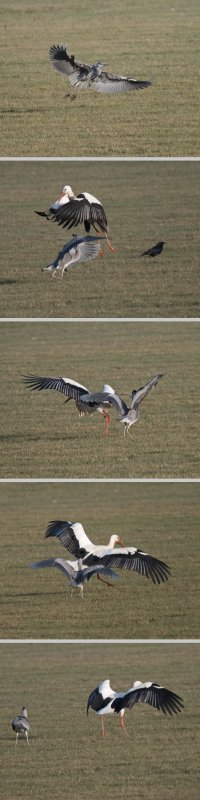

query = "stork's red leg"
[101,716,105,737]
[103,413,111,436]
[105,233,116,253]
[120,715,128,735]
[97,574,115,588]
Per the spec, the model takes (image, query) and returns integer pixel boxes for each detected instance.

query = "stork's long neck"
[108,535,119,548]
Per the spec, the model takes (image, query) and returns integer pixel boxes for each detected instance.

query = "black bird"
[141,241,165,257]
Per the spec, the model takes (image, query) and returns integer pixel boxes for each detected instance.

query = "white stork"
[12,707,30,745]
[22,376,119,434]
[41,234,105,277]
[35,184,115,252]
[28,557,119,597]
[44,520,171,585]
[87,679,184,737]
[50,44,152,95]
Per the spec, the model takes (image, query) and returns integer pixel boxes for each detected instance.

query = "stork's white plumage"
[35,184,115,252]
[45,520,170,585]
[87,679,184,736]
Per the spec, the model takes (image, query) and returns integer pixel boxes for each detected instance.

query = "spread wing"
[105,392,129,416]
[49,44,91,80]
[93,70,152,94]
[22,374,90,401]
[113,683,184,716]
[28,557,75,579]
[84,547,170,584]
[45,520,94,558]
[131,373,164,408]
[52,195,107,231]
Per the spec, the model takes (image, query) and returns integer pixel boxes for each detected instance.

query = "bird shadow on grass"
[4,591,66,599]
[0,279,19,286]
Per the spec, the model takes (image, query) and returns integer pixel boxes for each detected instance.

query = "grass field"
[0,482,200,639]
[1,643,199,800]
[1,160,200,317]
[0,321,200,478]
[0,0,199,156]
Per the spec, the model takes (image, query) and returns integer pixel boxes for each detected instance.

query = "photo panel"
[1,642,199,800]
[0,481,200,639]
[0,320,199,478]
[1,0,199,157]
[1,159,200,318]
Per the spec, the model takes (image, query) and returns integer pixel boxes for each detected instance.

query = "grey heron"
[35,184,115,252]
[50,44,152,95]
[28,557,120,598]
[41,234,105,277]
[22,375,119,434]
[12,707,30,745]
[45,521,170,585]
[141,241,165,257]
[87,679,184,737]
[107,372,165,439]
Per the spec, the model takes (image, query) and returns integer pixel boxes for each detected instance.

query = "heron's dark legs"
[101,716,105,737]
[15,733,18,746]
[119,715,128,735]
[25,731,30,746]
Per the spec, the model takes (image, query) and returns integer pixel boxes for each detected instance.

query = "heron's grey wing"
[90,548,170,584]
[22,374,90,401]
[45,520,93,558]
[106,393,129,416]
[131,373,164,408]
[79,564,120,583]
[73,239,103,263]
[113,684,184,715]
[93,70,152,94]
[28,558,75,579]
[49,44,91,77]
[12,715,30,731]
[80,390,123,410]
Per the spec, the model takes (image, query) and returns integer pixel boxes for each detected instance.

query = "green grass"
[0,482,200,638]
[1,160,200,317]
[1,643,199,800]
[1,321,200,477]
[0,0,200,156]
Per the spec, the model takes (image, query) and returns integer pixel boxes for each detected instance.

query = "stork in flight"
[50,44,152,95]
[22,375,120,435]
[44,520,171,585]
[28,557,120,597]
[35,184,115,252]
[87,679,184,737]
[42,234,105,277]
[12,707,30,746]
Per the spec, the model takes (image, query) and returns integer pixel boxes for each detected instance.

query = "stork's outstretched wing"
[22,374,90,401]
[45,520,94,558]
[113,683,184,716]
